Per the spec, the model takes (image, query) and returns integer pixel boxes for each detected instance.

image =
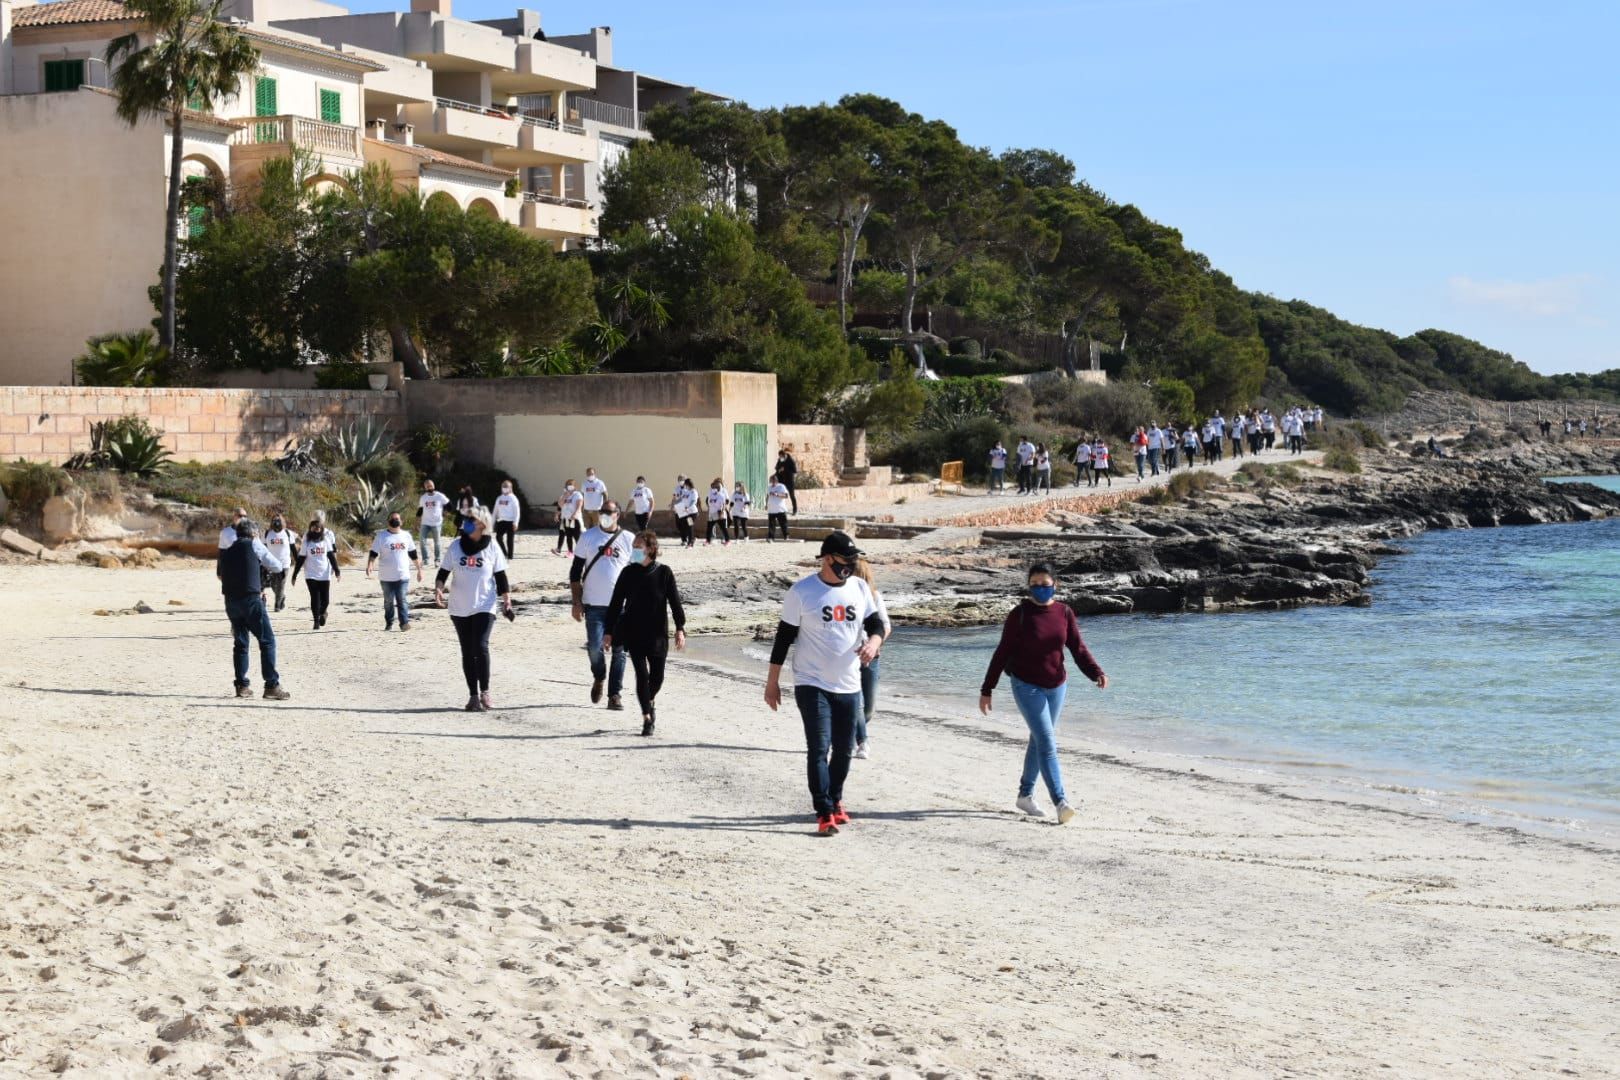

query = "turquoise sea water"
[870,475,1620,827]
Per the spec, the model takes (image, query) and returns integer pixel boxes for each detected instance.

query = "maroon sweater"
[980,600,1104,694]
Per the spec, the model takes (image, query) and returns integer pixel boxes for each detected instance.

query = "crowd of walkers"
[216,438,1116,835]
[987,405,1325,492]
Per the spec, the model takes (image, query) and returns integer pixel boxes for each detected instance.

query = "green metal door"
[733,423,767,501]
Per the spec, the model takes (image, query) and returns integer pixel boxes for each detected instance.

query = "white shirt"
[575,525,635,607]
[731,491,752,517]
[1016,441,1035,466]
[766,483,790,514]
[218,524,238,550]
[581,477,608,511]
[630,485,655,515]
[989,447,1008,468]
[706,488,728,516]
[299,529,338,582]
[263,528,293,570]
[493,492,521,523]
[1262,413,1275,432]
[676,488,699,517]
[369,528,418,582]
[1211,416,1226,436]
[780,573,879,694]
[1093,444,1110,467]
[440,537,508,617]
[1146,427,1163,450]
[1075,443,1092,464]
[559,489,583,524]
[419,491,450,527]
[1183,428,1198,446]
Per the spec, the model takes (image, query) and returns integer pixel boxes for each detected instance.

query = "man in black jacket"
[775,449,799,515]
[219,518,291,700]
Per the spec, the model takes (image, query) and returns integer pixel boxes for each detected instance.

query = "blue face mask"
[459,518,478,536]
[630,547,648,564]
[1029,584,1057,604]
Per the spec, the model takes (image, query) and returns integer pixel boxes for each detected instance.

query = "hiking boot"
[262,685,290,701]
[816,814,839,836]
[607,695,624,712]
[641,714,655,737]
[235,685,253,698]
[590,679,604,704]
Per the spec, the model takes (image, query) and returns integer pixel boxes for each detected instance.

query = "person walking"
[290,515,339,629]
[704,478,732,545]
[1163,427,1179,472]
[1091,438,1112,487]
[766,474,791,542]
[366,511,423,631]
[218,506,247,551]
[571,499,636,709]
[555,479,583,557]
[1073,437,1092,486]
[492,479,521,560]
[1182,424,1200,469]
[1146,424,1163,477]
[988,441,1008,493]
[417,480,450,565]
[219,517,290,701]
[763,532,887,836]
[730,481,753,542]
[1015,435,1036,494]
[603,530,686,736]
[580,467,608,530]
[1229,413,1246,459]
[776,449,799,514]
[979,563,1107,823]
[851,557,890,761]
[1034,443,1052,493]
[455,486,480,529]
[434,507,512,711]
[672,478,700,548]
[262,513,294,612]
[629,476,655,534]
[1131,426,1149,481]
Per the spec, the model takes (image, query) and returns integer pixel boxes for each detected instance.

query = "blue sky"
[365,0,1617,374]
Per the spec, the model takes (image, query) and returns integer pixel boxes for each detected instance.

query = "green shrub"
[409,422,456,476]
[325,418,396,475]
[1152,377,1198,425]
[74,329,169,387]
[342,478,407,534]
[1033,379,1155,440]
[1321,445,1362,473]
[949,336,983,358]
[881,414,1007,480]
[356,450,417,494]
[314,358,372,391]
[146,460,352,543]
[929,354,1002,378]
[104,422,173,477]
[1236,461,1305,488]
[0,460,70,520]
[1343,419,1386,449]
[921,377,1007,427]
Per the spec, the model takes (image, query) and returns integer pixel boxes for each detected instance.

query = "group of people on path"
[986,404,1325,493]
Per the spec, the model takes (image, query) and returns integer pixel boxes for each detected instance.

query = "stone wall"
[921,487,1151,527]
[778,424,867,486]
[0,386,403,465]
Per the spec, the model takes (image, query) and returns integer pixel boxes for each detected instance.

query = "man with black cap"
[218,518,291,700]
[763,531,887,835]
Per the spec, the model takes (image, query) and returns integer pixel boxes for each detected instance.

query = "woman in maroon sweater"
[979,563,1108,823]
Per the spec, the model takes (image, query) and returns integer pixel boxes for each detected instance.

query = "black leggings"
[706,516,730,542]
[628,645,666,716]
[555,521,580,553]
[768,512,788,540]
[305,579,330,623]
[495,520,515,559]
[451,612,495,694]
[633,513,650,533]
[733,516,748,540]
[677,515,696,547]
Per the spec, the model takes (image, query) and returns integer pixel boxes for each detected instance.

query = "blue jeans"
[989,466,1005,492]
[854,656,880,746]
[419,523,441,565]
[795,684,859,816]
[1147,447,1161,475]
[225,594,279,689]
[583,604,626,697]
[1010,675,1067,803]
[381,578,411,628]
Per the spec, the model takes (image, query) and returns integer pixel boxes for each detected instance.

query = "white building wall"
[223,51,363,126]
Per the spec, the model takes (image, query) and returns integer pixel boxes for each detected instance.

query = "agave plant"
[341,478,405,534]
[103,423,173,477]
[326,419,394,475]
[74,329,169,388]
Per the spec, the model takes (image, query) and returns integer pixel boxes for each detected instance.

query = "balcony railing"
[232,115,363,159]
[523,191,592,210]
[520,113,588,136]
[571,96,644,131]
[436,96,512,121]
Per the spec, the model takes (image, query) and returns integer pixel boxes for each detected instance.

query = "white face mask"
[599,513,618,530]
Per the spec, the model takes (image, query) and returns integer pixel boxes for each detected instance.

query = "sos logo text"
[821,605,859,623]
[459,555,484,569]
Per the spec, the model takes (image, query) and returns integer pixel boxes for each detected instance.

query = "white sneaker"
[853,742,869,760]
[1055,800,1077,825]
[1015,796,1046,818]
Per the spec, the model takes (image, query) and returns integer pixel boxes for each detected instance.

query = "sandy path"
[1,543,1616,1078]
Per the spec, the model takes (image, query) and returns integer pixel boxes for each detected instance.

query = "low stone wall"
[0,386,403,465]
[778,424,866,486]
[795,481,934,512]
[921,487,1151,527]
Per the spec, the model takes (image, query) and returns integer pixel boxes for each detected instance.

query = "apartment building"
[0,0,711,385]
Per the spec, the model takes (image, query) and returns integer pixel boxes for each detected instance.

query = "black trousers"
[1017,463,1033,492]
[305,579,330,625]
[628,644,666,716]
[451,612,495,694]
[494,520,515,559]
[555,521,580,553]
[783,477,798,514]
[633,513,650,533]
[706,516,730,542]
[768,512,788,540]
[677,515,696,546]
[733,516,748,539]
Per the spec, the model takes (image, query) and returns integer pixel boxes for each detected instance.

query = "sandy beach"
[2,538,1617,1078]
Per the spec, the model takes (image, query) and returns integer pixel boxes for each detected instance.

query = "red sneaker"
[816,814,839,836]
[831,804,851,826]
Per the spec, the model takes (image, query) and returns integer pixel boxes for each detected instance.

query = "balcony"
[228,115,364,185]
[520,191,596,240]
[400,97,517,151]
[490,114,594,167]
[572,96,646,132]
[401,12,514,72]
[491,40,597,96]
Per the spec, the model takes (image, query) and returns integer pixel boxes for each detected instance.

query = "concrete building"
[0,0,710,384]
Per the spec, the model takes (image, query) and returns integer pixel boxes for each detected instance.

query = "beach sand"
[1,540,1616,1078]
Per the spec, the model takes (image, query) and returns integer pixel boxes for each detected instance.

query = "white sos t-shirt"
[299,529,338,582]
[369,528,417,582]
[581,477,608,511]
[559,489,583,524]
[706,489,728,516]
[630,485,654,515]
[440,538,508,617]
[731,491,752,517]
[263,528,293,570]
[676,488,699,518]
[419,491,450,528]
[779,572,878,694]
[575,526,635,607]
[494,492,521,523]
[766,483,790,514]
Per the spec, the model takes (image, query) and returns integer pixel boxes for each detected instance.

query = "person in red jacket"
[979,563,1108,824]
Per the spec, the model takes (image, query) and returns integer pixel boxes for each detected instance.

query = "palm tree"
[74,329,170,387]
[107,0,258,352]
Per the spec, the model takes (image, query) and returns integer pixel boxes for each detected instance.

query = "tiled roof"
[365,138,514,179]
[240,27,387,72]
[12,0,135,27]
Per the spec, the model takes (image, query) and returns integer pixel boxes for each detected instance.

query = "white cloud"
[1447,274,1596,319]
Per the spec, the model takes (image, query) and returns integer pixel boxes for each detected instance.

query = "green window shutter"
[254,76,277,116]
[187,204,206,240]
[319,88,341,124]
[44,59,85,92]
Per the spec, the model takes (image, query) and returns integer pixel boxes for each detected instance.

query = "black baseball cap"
[819,531,862,560]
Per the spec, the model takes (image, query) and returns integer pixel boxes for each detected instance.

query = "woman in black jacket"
[603,531,686,736]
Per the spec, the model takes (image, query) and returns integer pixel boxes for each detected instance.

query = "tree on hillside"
[598,141,710,237]
[108,0,259,352]
[645,98,777,212]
